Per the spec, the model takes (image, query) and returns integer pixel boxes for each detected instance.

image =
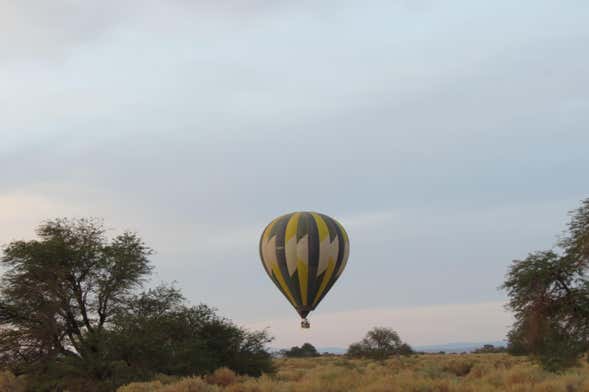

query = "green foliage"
[107,286,273,379]
[281,343,320,358]
[0,218,273,391]
[346,327,413,359]
[0,218,153,390]
[502,198,589,371]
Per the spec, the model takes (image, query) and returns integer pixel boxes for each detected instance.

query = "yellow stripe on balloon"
[311,212,329,242]
[312,256,336,307]
[285,212,300,241]
[334,220,350,278]
[271,262,297,307]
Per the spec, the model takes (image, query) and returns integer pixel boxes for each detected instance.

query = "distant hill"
[317,347,347,355]
[414,341,507,353]
[303,341,507,355]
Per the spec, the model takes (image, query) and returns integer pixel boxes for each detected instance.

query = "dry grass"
[118,380,164,392]
[206,368,238,387]
[120,377,221,392]
[3,355,588,391]
[17,353,584,392]
[0,370,26,392]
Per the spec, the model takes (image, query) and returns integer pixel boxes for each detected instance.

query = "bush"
[107,289,274,379]
[442,359,475,376]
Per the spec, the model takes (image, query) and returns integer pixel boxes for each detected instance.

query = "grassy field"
[113,354,589,392]
[3,354,589,391]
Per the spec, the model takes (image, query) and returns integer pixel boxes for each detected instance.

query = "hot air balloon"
[259,212,350,328]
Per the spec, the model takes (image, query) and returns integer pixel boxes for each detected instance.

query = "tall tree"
[0,218,152,375]
[0,218,274,391]
[502,199,589,371]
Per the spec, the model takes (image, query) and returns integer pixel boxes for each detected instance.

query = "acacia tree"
[503,199,589,371]
[0,218,152,376]
[281,343,320,358]
[346,327,413,359]
[1,218,274,391]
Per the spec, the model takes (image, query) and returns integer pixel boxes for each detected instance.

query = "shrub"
[442,359,475,377]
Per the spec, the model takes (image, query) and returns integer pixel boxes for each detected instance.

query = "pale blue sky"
[1,0,588,346]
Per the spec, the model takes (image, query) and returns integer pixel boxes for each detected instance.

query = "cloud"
[0,1,126,62]
[0,191,85,245]
[0,0,303,62]
[0,0,587,346]
[244,301,513,348]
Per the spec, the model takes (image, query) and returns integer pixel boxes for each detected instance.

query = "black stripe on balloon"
[296,212,308,242]
[322,213,338,243]
[268,214,287,240]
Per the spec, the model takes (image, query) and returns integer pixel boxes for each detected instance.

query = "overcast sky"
[1,0,588,348]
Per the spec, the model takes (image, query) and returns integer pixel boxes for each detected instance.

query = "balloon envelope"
[259,212,350,319]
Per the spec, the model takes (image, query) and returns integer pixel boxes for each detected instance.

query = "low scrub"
[116,354,589,392]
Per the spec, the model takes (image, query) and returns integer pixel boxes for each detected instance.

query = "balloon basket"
[301,318,310,329]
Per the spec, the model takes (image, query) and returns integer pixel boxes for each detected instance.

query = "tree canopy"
[281,343,320,358]
[346,327,413,359]
[472,344,506,354]
[503,198,589,371]
[0,218,152,373]
[0,218,273,391]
